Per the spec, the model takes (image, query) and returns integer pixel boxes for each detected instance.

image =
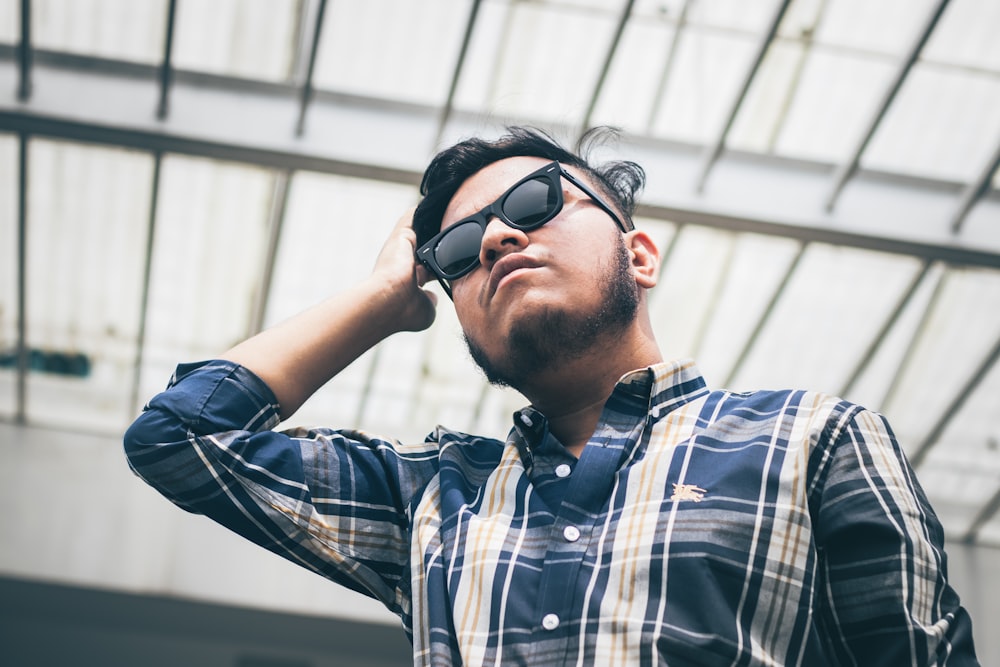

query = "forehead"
[440,156,553,230]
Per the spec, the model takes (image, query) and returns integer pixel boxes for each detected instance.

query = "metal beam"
[248,170,293,336]
[580,0,636,135]
[129,152,162,417]
[156,0,178,120]
[695,0,794,192]
[910,330,1000,468]
[15,133,28,423]
[2,57,999,272]
[295,0,329,136]
[17,0,30,100]
[950,138,1000,234]
[823,0,952,211]
[434,0,484,149]
[839,260,934,398]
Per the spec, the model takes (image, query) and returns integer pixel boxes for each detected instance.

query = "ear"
[624,229,659,289]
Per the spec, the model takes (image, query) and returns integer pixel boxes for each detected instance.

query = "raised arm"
[223,210,437,418]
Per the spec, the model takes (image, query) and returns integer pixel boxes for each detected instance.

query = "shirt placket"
[527,410,648,662]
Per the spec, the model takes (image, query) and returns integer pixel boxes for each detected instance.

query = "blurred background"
[1,0,998,664]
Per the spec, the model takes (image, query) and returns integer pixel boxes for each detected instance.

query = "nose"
[478,217,529,269]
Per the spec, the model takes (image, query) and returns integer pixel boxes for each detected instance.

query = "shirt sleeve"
[123,359,439,613]
[811,404,979,666]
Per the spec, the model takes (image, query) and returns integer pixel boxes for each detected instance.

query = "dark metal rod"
[17,0,31,100]
[129,153,162,416]
[839,260,933,398]
[295,0,329,137]
[434,0,484,150]
[724,241,808,386]
[695,0,793,192]
[15,133,29,423]
[909,330,1000,468]
[876,266,947,411]
[950,139,1000,234]
[580,0,636,135]
[248,170,292,336]
[823,0,952,211]
[156,0,178,120]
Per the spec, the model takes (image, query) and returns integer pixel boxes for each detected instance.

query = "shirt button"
[555,464,571,478]
[542,613,560,631]
[563,525,581,542]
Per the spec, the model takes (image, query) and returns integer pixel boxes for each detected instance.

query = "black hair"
[412,126,645,248]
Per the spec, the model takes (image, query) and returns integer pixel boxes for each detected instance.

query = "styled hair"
[412,126,645,248]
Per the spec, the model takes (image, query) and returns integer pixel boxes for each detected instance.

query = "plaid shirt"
[125,358,978,666]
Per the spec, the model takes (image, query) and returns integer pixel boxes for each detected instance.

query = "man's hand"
[371,209,438,333]
[220,208,443,418]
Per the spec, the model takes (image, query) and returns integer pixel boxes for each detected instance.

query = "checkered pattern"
[125,359,978,665]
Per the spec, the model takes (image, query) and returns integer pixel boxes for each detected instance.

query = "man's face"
[440,156,641,389]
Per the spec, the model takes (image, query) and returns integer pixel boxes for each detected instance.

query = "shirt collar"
[510,359,710,453]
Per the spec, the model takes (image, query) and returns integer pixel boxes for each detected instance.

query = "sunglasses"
[415,161,631,297]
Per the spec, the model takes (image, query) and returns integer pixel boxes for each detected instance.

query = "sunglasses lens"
[432,172,560,280]
[502,176,558,228]
[435,220,484,277]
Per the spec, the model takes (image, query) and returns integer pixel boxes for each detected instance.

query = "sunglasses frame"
[415,161,632,297]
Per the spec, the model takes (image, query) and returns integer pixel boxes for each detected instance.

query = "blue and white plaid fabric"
[125,358,978,665]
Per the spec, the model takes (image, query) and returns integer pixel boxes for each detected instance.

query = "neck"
[518,326,661,457]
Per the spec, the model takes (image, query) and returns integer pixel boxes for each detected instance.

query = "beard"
[464,236,640,392]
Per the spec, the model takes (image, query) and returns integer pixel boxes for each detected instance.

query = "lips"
[487,253,543,299]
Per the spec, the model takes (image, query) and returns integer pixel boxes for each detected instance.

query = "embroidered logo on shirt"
[670,483,707,502]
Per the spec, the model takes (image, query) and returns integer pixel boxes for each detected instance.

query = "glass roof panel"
[649,24,757,144]
[0,134,17,419]
[728,244,923,394]
[923,0,1000,72]
[863,64,1000,182]
[172,0,298,81]
[25,139,153,432]
[31,0,166,64]
[453,0,620,124]
[589,13,677,133]
[0,1,18,44]
[313,0,468,105]
[918,351,1000,539]
[771,46,895,162]
[811,0,938,56]
[136,155,276,413]
[265,170,419,434]
[883,266,1000,458]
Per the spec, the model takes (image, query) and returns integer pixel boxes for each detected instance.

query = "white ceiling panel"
[453,0,619,124]
[172,0,298,82]
[924,0,1000,72]
[25,139,153,431]
[31,0,166,63]
[136,155,276,415]
[313,0,468,105]
[864,65,1000,182]
[0,0,18,44]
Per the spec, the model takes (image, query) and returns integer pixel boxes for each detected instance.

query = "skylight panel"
[863,65,1000,182]
[25,139,153,432]
[136,155,275,414]
[312,0,468,105]
[31,0,166,63]
[172,0,298,81]
[453,0,622,125]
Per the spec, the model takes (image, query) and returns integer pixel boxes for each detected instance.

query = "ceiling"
[0,0,999,546]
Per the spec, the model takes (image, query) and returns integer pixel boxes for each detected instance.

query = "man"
[125,127,978,665]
